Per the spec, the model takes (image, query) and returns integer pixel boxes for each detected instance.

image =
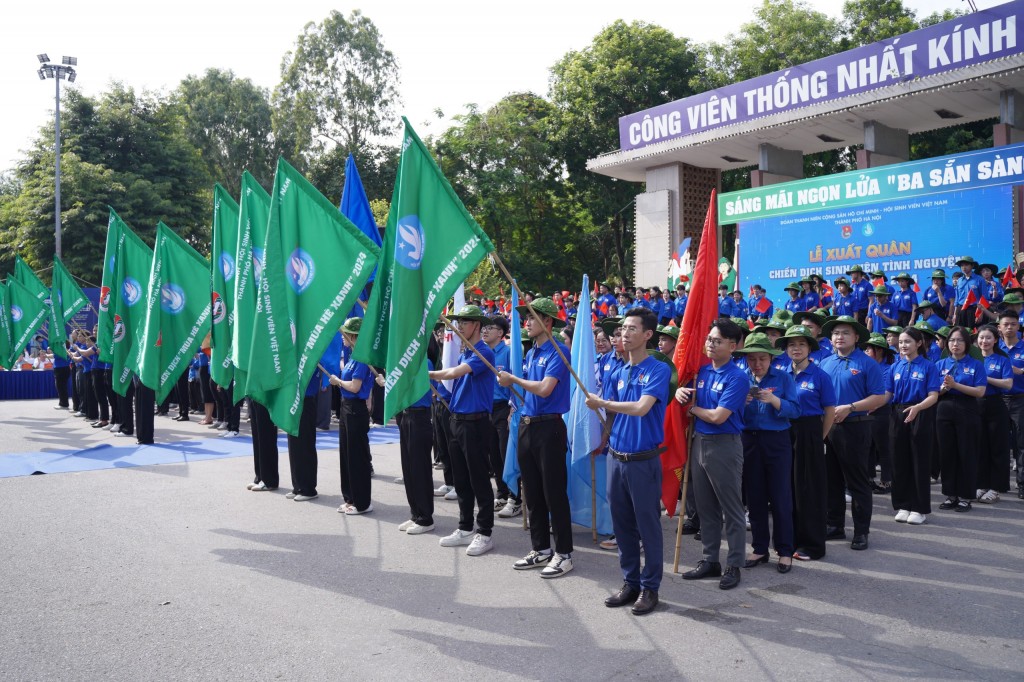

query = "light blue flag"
[340,154,383,283]
[565,274,612,534]
[501,285,523,495]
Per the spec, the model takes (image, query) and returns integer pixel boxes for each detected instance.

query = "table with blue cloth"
[0,370,66,400]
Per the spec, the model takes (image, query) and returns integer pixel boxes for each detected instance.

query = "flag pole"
[672,423,695,574]
[590,454,598,543]
[489,252,606,427]
[438,313,526,403]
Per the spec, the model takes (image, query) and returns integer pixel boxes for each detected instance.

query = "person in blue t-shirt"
[586,307,670,614]
[730,291,749,320]
[862,334,895,496]
[884,327,942,524]
[673,319,749,591]
[935,326,987,512]
[717,284,735,318]
[976,324,1013,501]
[812,274,834,312]
[783,282,803,313]
[330,317,374,513]
[673,284,688,322]
[799,277,820,313]
[777,325,836,561]
[483,315,517,515]
[867,286,899,333]
[499,297,574,580]
[978,264,1005,324]
[819,316,888,550]
[846,266,872,324]
[429,305,497,557]
[924,268,955,324]
[831,278,855,318]
[954,256,986,327]
[997,310,1024,493]
[748,284,773,321]
[913,301,945,332]
[891,273,919,327]
[596,283,617,319]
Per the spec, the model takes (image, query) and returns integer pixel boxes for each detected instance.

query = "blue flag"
[502,285,523,496]
[340,154,383,282]
[319,331,344,389]
[565,275,612,535]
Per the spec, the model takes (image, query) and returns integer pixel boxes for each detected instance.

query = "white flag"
[442,283,466,392]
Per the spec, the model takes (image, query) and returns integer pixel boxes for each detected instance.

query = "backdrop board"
[738,185,1013,302]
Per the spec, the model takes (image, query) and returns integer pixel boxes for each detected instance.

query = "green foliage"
[841,0,918,46]
[305,143,399,207]
[369,198,389,227]
[272,10,400,170]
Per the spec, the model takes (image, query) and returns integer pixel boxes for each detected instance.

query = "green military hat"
[734,332,783,356]
[519,326,533,349]
[599,316,622,337]
[871,285,891,297]
[864,333,893,354]
[1003,293,1024,305]
[792,310,828,328]
[883,325,903,335]
[930,269,947,279]
[833,276,850,287]
[753,319,787,335]
[935,325,952,339]
[871,269,888,280]
[647,349,679,398]
[783,282,800,292]
[516,297,566,328]
[893,272,915,283]
[448,304,490,323]
[955,256,979,268]
[822,315,870,344]
[656,325,679,340]
[798,276,815,285]
[340,317,363,335]
[916,300,935,311]
[912,321,937,339]
[774,324,820,352]
[846,265,866,275]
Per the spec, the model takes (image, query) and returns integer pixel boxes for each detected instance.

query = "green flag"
[247,157,380,436]
[230,171,271,404]
[136,223,213,403]
[50,255,89,359]
[0,282,14,368]
[97,208,128,362]
[13,255,48,301]
[210,184,241,389]
[353,118,494,420]
[110,225,154,396]
[7,278,48,367]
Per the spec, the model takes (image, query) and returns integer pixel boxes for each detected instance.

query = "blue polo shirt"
[604,355,671,453]
[674,295,688,319]
[748,295,773,319]
[832,293,854,317]
[731,299,749,319]
[927,343,941,363]
[924,283,955,310]
[936,355,987,396]
[599,351,623,391]
[801,291,820,311]
[693,361,748,435]
[791,362,837,417]
[522,338,570,417]
[867,301,897,333]
[998,339,1024,395]
[819,287,834,310]
[784,298,803,313]
[52,354,69,369]
[810,337,834,364]
[450,339,496,414]
[955,272,985,306]
[982,354,1012,396]
[920,313,945,332]
[850,279,871,311]
[819,349,885,416]
[982,278,1004,303]
[717,296,734,317]
[885,355,941,403]
[892,288,918,313]
[771,355,792,373]
[409,360,433,408]
[491,341,511,402]
[340,360,372,400]
[743,366,800,430]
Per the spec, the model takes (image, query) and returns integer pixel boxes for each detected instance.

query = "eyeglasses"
[705,336,727,346]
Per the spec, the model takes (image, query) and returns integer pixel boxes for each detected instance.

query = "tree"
[841,0,918,47]
[304,143,399,207]
[272,10,401,170]
[549,20,703,283]
[176,68,278,191]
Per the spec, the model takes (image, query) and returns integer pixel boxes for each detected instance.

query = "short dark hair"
[753,284,763,291]
[623,306,657,333]
[486,315,509,334]
[711,319,743,344]
[998,308,1019,322]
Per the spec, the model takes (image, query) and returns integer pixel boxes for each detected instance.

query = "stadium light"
[35,54,78,259]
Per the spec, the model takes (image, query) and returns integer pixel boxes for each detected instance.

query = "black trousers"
[342,399,371,510]
[1004,394,1024,473]
[119,382,135,435]
[979,395,1010,492]
[791,415,826,559]
[316,387,332,430]
[869,404,893,483]
[104,369,119,425]
[80,371,98,420]
[890,404,935,514]
[250,401,279,488]
[936,396,979,501]
[54,366,70,407]
[518,418,573,554]
[488,400,514,500]
[70,365,81,412]
[398,408,434,526]
[92,370,109,422]
[134,379,155,444]
[432,401,454,487]
[286,395,318,496]
[825,419,872,535]
[897,310,912,327]
[175,373,190,418]
[449,416,494,535]
[199,366,214,405]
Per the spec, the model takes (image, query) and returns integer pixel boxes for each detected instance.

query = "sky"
[0,0,964,175]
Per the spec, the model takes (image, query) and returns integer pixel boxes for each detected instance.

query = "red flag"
[661,190,718,517]
[872,276,885,287]
[471,286,485,296]
[754,296,772,314]
[963,289,978,309]
[912,280,920,293]
[1003,264,1020,289]
[976,294,990,322]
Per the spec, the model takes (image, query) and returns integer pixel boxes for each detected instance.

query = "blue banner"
[739,186,1013,302]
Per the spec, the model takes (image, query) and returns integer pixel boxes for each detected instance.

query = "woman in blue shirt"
[976,324,1013,502]
[884,327,941,525]
[799,277,820,313]
[736,333,800,573]
[776,325,835,562]
[832,278,855,318]
[863,333,896,496]
[783,283,803,313]
[935,327,988,512]
[330,317,375,515]
[891,273,919,327]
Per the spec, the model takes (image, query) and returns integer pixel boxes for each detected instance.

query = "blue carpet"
[0,425,400,478]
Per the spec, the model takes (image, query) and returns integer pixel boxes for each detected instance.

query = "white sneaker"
[338,503,353,514]
[894,509,911,523]
[393,477,404,484]
[250,482,275,492]
[845,492,852,503]
[216,423,228,430]
[114,431,130,437]
[497,499,522,518]
[108,423,120,432]
[434,484,454,497]
[907,512,927,525]
[285,492,297,499]
[406,523,434,535]
[398,519,417,531]
[540,554,573,579]
[494,497,508,511]
[745,511,751,530]
[976,488,987,500]
[208,421,222,429]
[221,431,240,438]
[294,494,318,502]
[345,504,373,515]
[979,489,1000,504]
[466,533,494,556]
[439,529,475,547]
[444,488,459,501]
[246,482,260,490]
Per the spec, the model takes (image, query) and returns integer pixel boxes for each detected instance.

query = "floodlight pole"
[54,72,62,259]
[36,55,76,260]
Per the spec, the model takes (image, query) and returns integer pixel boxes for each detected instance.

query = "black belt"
[842,415,872,422]
[452,411,488,421]
[521,414,561,425]
[402,406,430,413]
[939,393,974,401]
[609,446,664,463]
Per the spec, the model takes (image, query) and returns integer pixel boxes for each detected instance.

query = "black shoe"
[743,554,768,568]
[939,497,958,510]
[174,415,189,422]
[631,589,658,615]
[604,584,641,608]
[777,557,793,574]
[693,530,701,541]
[681,522,699,535]
[719,566,741,590]
[851,534,869,551]
[825,526,846,540]
[954,500,972,513]
[682,560,722,580]
[871,480,891,495]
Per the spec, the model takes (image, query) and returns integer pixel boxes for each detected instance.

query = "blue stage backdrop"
[738,185,1013,302]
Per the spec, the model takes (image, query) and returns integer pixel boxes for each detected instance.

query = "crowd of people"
[40,255,1024,617]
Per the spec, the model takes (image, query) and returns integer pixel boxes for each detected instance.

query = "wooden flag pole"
[590,454,598,543]
[672,425,695,574]
[438,313,526,403]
